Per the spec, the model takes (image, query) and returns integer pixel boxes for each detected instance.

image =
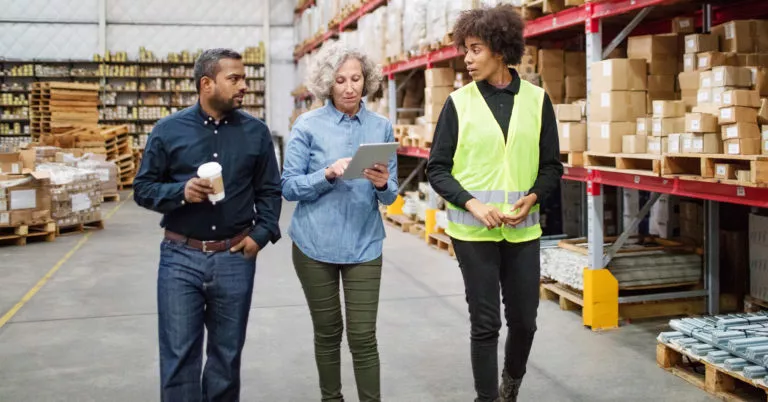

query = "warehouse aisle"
[0,194,715,402]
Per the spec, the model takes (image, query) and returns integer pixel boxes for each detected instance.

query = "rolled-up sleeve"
[375,122,399,205]
[133,124,187,214]
[281,123,335,202]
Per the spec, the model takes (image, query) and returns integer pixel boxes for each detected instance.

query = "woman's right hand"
[325,157,352,180]
[465,198,505,229]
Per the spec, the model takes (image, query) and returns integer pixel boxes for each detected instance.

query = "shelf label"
[699,56,709,68]
[726,126,738,139]
[716,165,727,175]
[723,93,732,105]
[564,167,570,175]
[728,143,740,154]
[737,186,746,197]
[686,39,694,51]
[634,176,640,184]
[638,121,645,131]
[691,120,700,130]
[721,108,732,120]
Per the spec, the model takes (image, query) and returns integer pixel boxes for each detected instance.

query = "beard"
[211,89,243,112]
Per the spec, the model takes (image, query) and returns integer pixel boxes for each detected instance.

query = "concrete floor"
[0,193,716,402]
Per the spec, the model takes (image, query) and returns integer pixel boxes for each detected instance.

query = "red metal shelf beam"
[523,6,589,38]
[295,0,316,17]
[384,46,463,76]
[295,30,337,60]
[339,0,387,31]
[397,146,430,159]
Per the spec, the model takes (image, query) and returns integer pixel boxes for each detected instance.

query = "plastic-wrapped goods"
[447,0,477,32]
[386,1,404,59]
[75,159,119,196]
[35,163,103,227]
[372,7,387,65]
[427,0,448,45]
[402,0,428,53]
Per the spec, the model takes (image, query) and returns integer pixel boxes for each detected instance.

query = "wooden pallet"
[0,221,57,246]
[539,280,738,321]
[400,136,420,147]
[427,230,455,257]
[56,220,105,237]
[102,193,120,203]
[560,151,584,167]
[384,214,414,232]
[522,0,565,14]
[409,223,425,238]
[657,340,768,402]
[744,295,768,313]
[584,152,662,176]
[662,153,768,188]
[419,137,432,149]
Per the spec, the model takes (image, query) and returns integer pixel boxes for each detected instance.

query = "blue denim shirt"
[281,101,399,264]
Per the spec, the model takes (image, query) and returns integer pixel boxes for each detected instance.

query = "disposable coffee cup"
[197,162,225,203]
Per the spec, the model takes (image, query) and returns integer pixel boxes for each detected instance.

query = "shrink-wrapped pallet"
[386,0,404,59]
[403,0,428,53]
[447,0,477,32]
[427,0,448,46]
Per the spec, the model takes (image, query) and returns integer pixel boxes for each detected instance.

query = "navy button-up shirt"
[133,102,282,248]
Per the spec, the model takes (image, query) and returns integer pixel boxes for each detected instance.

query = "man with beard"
[133,48,282,402]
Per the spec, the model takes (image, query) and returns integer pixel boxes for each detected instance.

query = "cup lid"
[197,162,222,177]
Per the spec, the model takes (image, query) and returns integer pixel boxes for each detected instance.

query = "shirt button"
[181,200,185,205]
[212,225,216,230]
[204,121,208,125]
[225,120,228,124]
[214,130,218,134]
[213,153,218,158]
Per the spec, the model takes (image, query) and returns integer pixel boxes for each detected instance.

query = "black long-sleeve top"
[133,102,282,248]
[426,69,563,210]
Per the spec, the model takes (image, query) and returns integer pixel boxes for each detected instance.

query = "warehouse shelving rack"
[292,0,768,331]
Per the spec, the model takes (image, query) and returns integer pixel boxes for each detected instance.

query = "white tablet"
[342,142,400,180]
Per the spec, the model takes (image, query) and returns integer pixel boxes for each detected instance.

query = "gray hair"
[193,48,243,92]
[307,42,383,102]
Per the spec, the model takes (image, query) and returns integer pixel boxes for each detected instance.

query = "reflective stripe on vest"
[447,209,540,229]
[445,79,545,243]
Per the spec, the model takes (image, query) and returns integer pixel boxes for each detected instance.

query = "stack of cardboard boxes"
[679,199,704,246]
[652,100,686,154]
[515,45,538,83]
[539,49,565,104]
[0,152,52,228]
[418,67,455,146]
[628,34,680,110]
[565,51,587,103]
[556,104,586,153]
[36,164,103,229]
[588,58,647,153]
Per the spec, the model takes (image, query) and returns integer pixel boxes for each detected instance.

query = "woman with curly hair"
[426,5,563,402]
[280,41,398,402]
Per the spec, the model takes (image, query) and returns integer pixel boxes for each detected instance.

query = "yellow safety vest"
[445,79,544,243]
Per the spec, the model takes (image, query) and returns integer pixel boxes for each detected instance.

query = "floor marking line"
[0,192,132,330]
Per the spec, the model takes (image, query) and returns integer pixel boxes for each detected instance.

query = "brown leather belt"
[164,229,250,253]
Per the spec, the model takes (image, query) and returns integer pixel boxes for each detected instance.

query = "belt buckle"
[201,240,214,253]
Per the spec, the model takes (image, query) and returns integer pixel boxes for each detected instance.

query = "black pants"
[452,238,541,402]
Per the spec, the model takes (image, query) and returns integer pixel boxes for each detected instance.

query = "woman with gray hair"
[281,42,398,402]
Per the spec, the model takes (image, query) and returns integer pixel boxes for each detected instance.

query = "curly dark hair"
[452,5,525,66]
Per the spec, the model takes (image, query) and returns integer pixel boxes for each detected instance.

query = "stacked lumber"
[30,82,99,138]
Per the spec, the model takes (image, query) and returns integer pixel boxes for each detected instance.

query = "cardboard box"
[652,117,686,137]
[738,53,768,67]
[682,133,721,154]
[647,136,668,154]
[759,98,768,124]
[623,134,648,153]
[680,201,702,223]
[685,113,718,133]
[725,138,762,155]
[559,122,587,152]
[699,71,713,88]
[565,52,586,77]
[673,17,695,34]
[628,34,679,60]
[722,89,762,108]
[684,34,720,54]
[588,122,636,153]
[648,75,676,93]
[737,170,752,182]
[424,101,444,123]
[554,104,582,122]
[637,117,653,135]
[719,106,758,125]
[667,133,683,154]
[682,91,699,110]
[538,49,565,81]
[749,213,768,301]
[590,59,647,91]
[425,68,455,87]
[697,88,713,105]
[764,138,768,155]
[424,86,453,105]
[0,153,22,175]
[715,163,738,179]
[718,20,756,53]
[589,91,647,122]
[697,52,738,71]
[712,86,739,107]
[712,66,753,88]
[648,57,680,76]
[542,80,565,101]
[653,100,686,118]
[683,54,697,72]
[722,122,761,140]
[748,67,768,97]
[565,76,586,99]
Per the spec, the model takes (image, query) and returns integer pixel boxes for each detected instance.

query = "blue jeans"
[157,239,257,402]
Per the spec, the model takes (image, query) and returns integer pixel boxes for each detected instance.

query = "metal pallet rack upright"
[381,0,768,331]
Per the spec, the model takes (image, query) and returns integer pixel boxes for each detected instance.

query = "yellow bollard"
[386,195,405,216]
[424,208,437,243]
[582,268,619,331]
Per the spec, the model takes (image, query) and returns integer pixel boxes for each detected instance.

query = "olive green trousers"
[292,244,383,402]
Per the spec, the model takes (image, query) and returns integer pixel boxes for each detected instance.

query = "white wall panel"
[269,26,294,61]
[106,25,262,59]
[107,0,263,25]
[0,0,98,22]
[270,0,294,26]
[269,62,295,136]
[0,23,98,59]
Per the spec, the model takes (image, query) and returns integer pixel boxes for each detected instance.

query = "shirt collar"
[326,100,366,125]
[476,68,521,99]
[193,101,236,126]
